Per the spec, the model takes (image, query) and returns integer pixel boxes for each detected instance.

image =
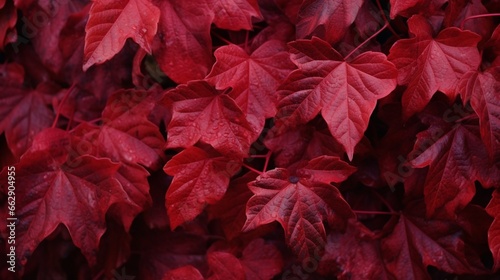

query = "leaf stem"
[353,210,399,215]
[344,23,388,60]
[371,190,395,212]
[460,13,500,30]
[52,84,76,128]
[263,150,272,173]
[375,0,400,38]
[211,31,233,46]
[243,163,263,175]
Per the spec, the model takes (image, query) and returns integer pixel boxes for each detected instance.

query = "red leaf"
[0,81,55,158]
[296,0,363,43]
[240,239,284,280]
[164,81,254,158]
[381,205,487,278]
[163,145,242,229]
[1,131,129,266]
[0,0,17,49]
[458,67,500,160]
[152,0,213,83]
[208,251,245,280]
[211,0,262,30]
[297,155,357,184]
[163,266,204,280]
[83,0,160,70]
[410,120,500,217]
[388,15,481,118]
[319,221,390,279]
[208,173,255,240]
[243,168,354,260]
[207,239,284,280]
[277,37,397,159]
[206,40,295,135]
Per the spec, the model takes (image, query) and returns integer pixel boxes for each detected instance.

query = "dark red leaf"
[243,168,354,260]
[388,15,482,118]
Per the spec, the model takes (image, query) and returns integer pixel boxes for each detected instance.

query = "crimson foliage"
[0,0,499,279]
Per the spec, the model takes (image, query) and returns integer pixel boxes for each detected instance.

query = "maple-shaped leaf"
[206,40,295,135]
[74,89,164,169]
[486,190,500,271]
[0,81,55,159]
[163,266,204,280]
[381,203,487,278]
[277,37,397,159]
[0,134,128,266]
[458,67,500,160]
[164,80,254,157]
[410,119,500,217]
[296,0,363,43]
[164,145,242,229]
[152,0,213,83]
[83,0,160,70]
[243,168,354,260]
[388,15,481,118]
[211,0,262,30]
[297,155,357,185]
[319,221,390,279]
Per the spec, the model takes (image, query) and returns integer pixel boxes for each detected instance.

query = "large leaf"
[243,167,354,260]
[388,15,481,118]
[1,132,128,266]
[277,37,397,159]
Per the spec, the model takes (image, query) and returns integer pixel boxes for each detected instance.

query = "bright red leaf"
[243,168,354,260]
[83,0,160,70]
[211,0,262,30]
[277,36,397,159]
[388,15,482,118]
[164,80,254,158]
[206,40,296,135]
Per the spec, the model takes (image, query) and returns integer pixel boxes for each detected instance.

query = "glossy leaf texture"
[243,160,355,261]
[2,0,500,278]
[83,0,160,70]
[277,37,397,159]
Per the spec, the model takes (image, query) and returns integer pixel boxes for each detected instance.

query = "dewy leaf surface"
[83,0,160,70]
[164,80,254,157]
[278,37,397,159]
[243,168,354,260]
